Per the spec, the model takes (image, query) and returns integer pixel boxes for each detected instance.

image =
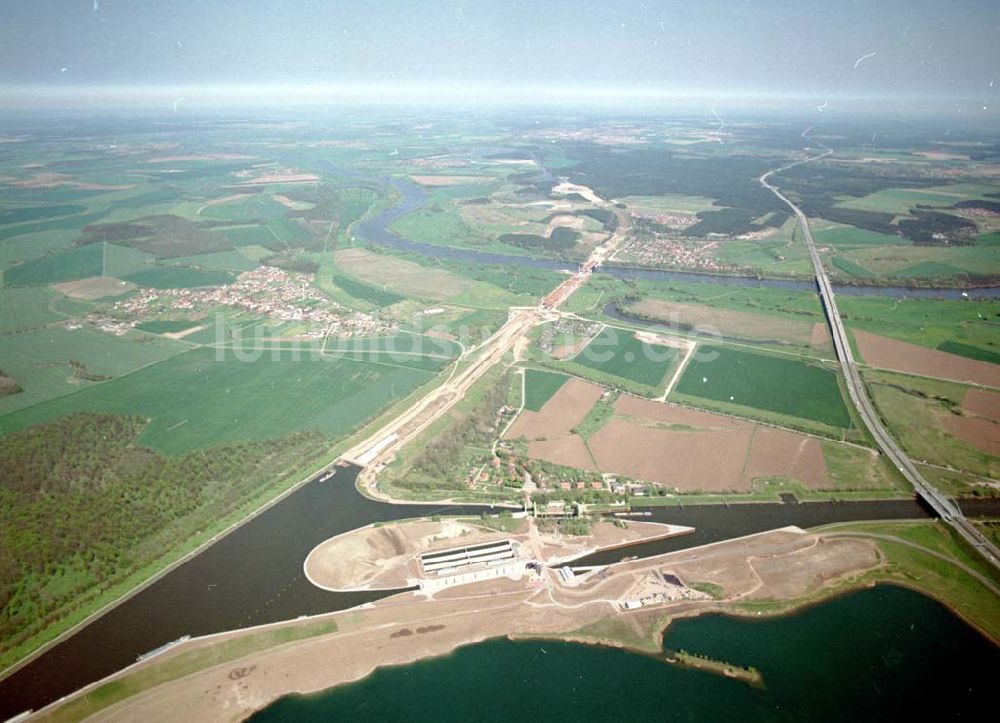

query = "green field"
[835,184,997,215]
[813,226,901,247]
[888,260,967,278]
[0,229,79,270]
[4,243,153,286]
[212,225,282,249]
[266,217,312,244]
[0,327,187,415]
[329,273,403,306]
[839,295,999,352]
[392,205,492,251]
[523,369,568,411]
[831,256,876,278]
[0,344,450,455]
[135,320,201,335]
[0,287,63,333]
[0,204,86,226]
[673,346,852,429]
[865,369,999,479]
[571,327,681,388]
[936,341,1000,364]
[122,266,236,289]
[199,195,288,222]
[165,250,259,273]
[336,187,379,229]
[619,194,721,215]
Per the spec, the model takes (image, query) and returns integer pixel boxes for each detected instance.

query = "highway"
[760,144,1000,570]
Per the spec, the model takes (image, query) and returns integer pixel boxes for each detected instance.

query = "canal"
[6,460,998,718]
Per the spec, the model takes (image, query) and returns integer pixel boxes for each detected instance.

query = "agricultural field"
[834,183,997,216]
[3,242,153,286]
[822,242,998,280]
[567,326,682,389]
[617,194,721,215]
[327,273,403,307]
[135,320,202,335]
[211,225,284,250]
[936,342,1000,365]
[813,226,902,249]
[0,327,187,415]
[672,346,853,432]
[507,383,896,496]
[864,369,999,479]
[163,250,260,273]
[0,287,64,333]
[0,342,453,455]
[624,297,829,351]
[330,247,535,310]
[712,217,814,277]
[522,369,568,412]
[121,266,237,289]
[852,329,1000,388]
[332,247,471,302]
[839,294,999,355]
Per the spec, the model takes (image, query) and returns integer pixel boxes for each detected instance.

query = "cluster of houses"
[104,266,394,338]
[538,318,602,358]
[630,210,698,230]
[617,233,731,272]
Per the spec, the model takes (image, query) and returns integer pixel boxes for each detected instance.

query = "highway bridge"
[761,146,1000,570]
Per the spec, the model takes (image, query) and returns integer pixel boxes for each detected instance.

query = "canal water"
[5,458,995,717]
[248,585,1000,722]
[0,467,486,719]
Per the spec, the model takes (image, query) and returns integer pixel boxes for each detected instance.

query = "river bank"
[240,586,998,723]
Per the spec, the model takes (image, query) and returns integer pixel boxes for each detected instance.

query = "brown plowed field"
[590,417,752,491]
[944,416,1000,456]
[854,330,1000,388]
[53,276,136,300]
[943,388,1000,455]
[506,378,604,439]
[527,436,596,470]
[629,299,817,346]
[810,322,833,353]
[333,248,468,301]
[743,427,831,488]
[962,388,1000,417]
[528,393,831,492]
[614,393,739,428]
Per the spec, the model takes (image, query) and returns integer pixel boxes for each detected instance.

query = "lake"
[249,584,1000,722]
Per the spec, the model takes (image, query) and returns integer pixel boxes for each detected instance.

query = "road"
[760,142,1000,570]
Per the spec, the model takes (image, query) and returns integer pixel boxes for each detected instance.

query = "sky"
[0,0,997,114]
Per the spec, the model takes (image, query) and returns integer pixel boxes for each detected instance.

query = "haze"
[1,0,997,115]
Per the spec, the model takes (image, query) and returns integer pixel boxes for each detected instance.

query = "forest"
[0,412,328,654]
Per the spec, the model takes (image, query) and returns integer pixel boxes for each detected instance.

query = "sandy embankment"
[55,527,881,723]
[303,517,690,592]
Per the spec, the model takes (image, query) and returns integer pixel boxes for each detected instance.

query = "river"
[248,585,1000,722]
[357,175,1000,300]
[6,461,998,718]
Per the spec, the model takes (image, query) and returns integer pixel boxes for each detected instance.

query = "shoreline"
[34,526,902,721]
[38,575,993,723]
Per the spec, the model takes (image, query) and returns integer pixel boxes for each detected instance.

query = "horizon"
[0,0,996,120]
